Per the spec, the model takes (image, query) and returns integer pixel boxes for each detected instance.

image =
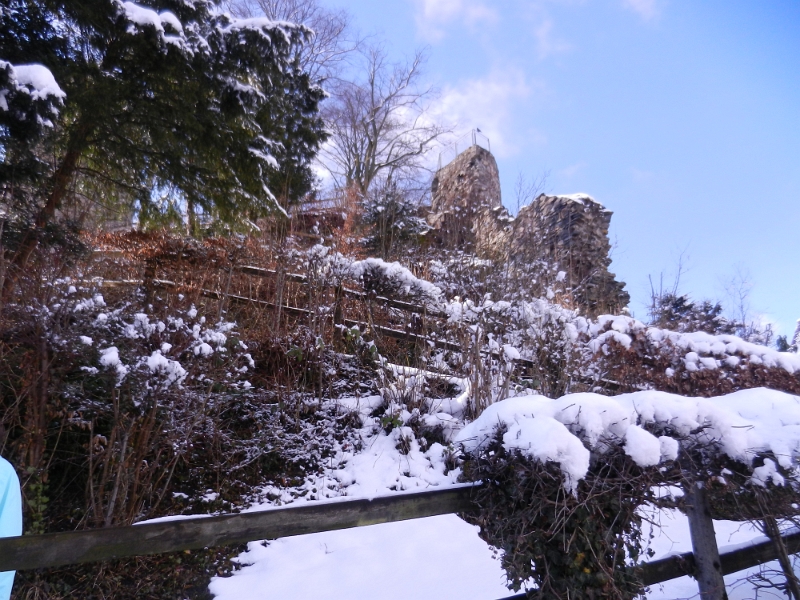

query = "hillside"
[1,212,799,598]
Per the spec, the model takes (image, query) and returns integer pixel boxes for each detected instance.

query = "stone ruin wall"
[427,145,629,315]
[428,145,504,250]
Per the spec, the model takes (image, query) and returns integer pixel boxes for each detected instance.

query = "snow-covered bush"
[458,388,800,599]
[586,314,800,397]
[0,279,257,530]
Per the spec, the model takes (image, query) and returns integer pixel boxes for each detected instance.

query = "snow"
[285,393,461,500]
[223,17,295,41]
[559,192,602,206]
[349,257,442,305]
[589,314,800,374]
[0,61,65,116]
[208,514,511,600]
[502,344,520,361]
[194,342,214,357]
[1,62,66,103]
[99,346,129,383]
[624,425,662,467]
[456,388,800,491]
[145,350,187,386]
[121,2,164,32]
[120,2,183,37]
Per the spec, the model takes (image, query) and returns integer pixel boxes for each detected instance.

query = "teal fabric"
[0,457,21,600]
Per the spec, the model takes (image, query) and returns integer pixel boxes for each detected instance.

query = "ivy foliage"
[461,428,660,600]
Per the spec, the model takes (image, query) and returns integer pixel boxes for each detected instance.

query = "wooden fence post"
[142,258,156,305]
[333,284,344,348]
[685,482,728,600]
[763,514,800,600]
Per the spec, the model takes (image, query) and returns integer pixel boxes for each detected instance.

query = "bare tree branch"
[321,45,450,196]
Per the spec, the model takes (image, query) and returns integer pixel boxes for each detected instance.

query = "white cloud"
[412,0,498,42]
[621,0,661,21]
[533,18,571,60]
[430,67,542,159]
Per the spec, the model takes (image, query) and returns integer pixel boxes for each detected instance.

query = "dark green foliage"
[361,180,430,259]
[461,431,656,600]
[0,0,327,251]
[647,292,774,345]
[648,293,735,335]
[776,335,796,353]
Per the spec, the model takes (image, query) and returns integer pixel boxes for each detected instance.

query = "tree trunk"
[187,197,198,237]
[685,482,728,600]
[4,120,94,295]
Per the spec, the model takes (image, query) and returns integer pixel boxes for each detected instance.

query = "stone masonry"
[428,145,504,250]
[428,145,629,315]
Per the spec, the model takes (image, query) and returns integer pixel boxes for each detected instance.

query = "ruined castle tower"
[428,145,506,250]
[427,143,629,315]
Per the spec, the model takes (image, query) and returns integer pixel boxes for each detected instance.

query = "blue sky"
[323,0,800,337]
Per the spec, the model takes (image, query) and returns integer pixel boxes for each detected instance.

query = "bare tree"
[322,45,449,196]
[721,264,774,345]
[513,170,549,214]
[224,0,356,82]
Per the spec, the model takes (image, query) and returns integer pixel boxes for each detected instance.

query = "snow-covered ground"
[209,514,511,600]
[208,509,789,600]
[204,385,800,599]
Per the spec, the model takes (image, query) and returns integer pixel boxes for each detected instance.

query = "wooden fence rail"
[498,528,800,600]
[146,274,532,366]
[0,486,476,572]
[235,265,449,319]
[1,479,797,597]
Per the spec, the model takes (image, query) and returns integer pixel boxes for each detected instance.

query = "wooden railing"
[0,486,476,571]
[0,483,797,600]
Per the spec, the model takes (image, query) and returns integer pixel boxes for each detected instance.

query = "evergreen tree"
[0,0,326,265]
[361,179,429,259]
[648,293,736,335]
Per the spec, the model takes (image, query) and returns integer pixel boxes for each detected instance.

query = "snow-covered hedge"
[0,279,259,529]
[458,387,800,492]
[458,388,800,600]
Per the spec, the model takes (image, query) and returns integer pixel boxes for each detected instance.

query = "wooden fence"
[144,262,546,372]
[143,262,623,391]
[0,483,797,600]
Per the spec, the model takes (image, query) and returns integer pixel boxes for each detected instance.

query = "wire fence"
[437,129,491,170]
